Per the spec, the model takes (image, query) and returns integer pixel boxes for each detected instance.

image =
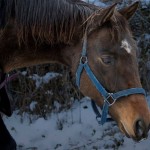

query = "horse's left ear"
[100,3,117,24]
[119,2,139,20]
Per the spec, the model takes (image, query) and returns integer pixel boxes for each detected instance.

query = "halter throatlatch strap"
[0,73,18,90]
[76,36,146,125]
[0,69,18,116]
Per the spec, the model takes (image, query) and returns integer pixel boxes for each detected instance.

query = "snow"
[21,71,27,76]
[2,0,150,149]
[4,97,150,150]
[30,101,38,111]
[82,0,150,8]
[82,0,106,7]
[29,72,61,88]
[141,0,150,5]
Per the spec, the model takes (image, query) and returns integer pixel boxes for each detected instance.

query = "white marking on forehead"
[121,39,131,53]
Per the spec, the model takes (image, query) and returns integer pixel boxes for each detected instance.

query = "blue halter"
[76,36,146,125]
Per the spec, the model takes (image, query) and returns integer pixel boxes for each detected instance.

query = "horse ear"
[100,3,117,24]
[119,2,139,20]
[87,3,117,31]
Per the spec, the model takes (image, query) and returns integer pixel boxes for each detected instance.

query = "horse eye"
[101,56,114,65]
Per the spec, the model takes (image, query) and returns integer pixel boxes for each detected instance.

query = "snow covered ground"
[3,0,150,149]
[3,96,150,150]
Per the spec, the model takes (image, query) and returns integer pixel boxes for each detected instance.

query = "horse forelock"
[108,12,131,42]
[85,9,130,43]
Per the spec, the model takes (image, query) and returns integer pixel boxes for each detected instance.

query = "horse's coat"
[0,0,150,149]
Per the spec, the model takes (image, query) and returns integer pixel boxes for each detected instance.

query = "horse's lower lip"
[119,121,148,141]
[119,122,131,138]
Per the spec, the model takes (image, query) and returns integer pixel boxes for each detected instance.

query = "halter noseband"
[76,35,146,125]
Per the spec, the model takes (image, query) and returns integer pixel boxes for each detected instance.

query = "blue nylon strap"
[91,100,113,123]
[101,101,109,124]
[81,40,87,56]
[91,100,114,124]
[84,63,109,98]
[76,63,84,88]
[76,37,146,125]
[76,62,110,124]
[81,33,88,57]
[76,62,109,98]
[76,62,111,124]
[112,88,146,100]
[76,60,146,125]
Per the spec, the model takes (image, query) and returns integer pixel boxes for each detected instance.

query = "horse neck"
[0,0,97,73]
[0,37,81,73]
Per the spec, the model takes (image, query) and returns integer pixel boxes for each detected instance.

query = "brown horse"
[0,0,150,148]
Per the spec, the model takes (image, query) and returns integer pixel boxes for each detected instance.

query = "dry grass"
[7,64,80,118]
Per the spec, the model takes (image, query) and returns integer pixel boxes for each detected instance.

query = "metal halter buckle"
[104,93,116,106]
[80,56,88,64]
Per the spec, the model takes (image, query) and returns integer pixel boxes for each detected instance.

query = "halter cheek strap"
[76,37,146,125]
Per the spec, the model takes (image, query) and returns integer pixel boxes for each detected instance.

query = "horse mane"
[0,0,129,45]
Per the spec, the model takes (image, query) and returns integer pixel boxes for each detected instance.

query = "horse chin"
[119,121,131,138]
[118,121,149,141]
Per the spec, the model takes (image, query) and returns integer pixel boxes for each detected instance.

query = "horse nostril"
[134,119,147,140]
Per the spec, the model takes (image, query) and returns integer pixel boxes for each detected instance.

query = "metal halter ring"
[104,93,116,106]
[80,56,88,64]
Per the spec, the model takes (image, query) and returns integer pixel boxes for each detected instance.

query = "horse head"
[72,2,150,141]
[0,0,149,143]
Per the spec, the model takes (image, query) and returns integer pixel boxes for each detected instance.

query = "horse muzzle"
[119,117,150,141]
